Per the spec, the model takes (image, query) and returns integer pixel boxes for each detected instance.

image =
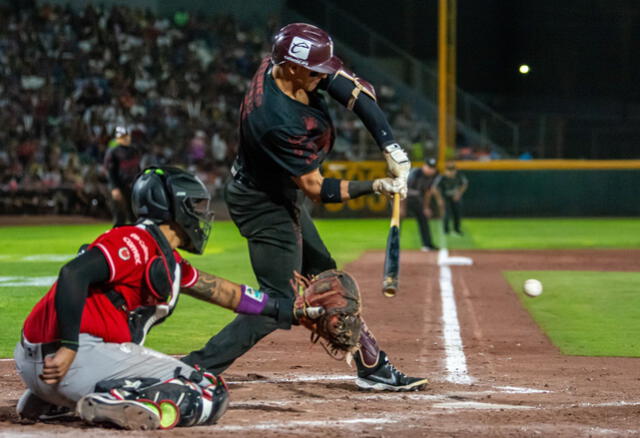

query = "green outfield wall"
[315,160,640,218]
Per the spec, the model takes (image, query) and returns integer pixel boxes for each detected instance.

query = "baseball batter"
[14,167,314,430]
[182,23,428,391]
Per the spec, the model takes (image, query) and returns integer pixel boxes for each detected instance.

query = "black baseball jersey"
[104,144,141,190]
[435,172,468,198]
[407,168,438,200]
[235,57,335,200]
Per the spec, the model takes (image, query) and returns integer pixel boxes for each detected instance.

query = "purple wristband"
[236,285,267,315]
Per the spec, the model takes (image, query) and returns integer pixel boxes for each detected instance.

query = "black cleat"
[356,352,428,392]
[17,390,73,422]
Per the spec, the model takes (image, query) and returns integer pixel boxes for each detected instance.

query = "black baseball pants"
[443,196,462,233]
[406,197,435,248]
[181,180,336,374]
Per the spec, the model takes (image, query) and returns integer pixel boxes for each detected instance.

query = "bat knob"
[382,277,397,298]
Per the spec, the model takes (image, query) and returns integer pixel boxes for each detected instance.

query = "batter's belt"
[231,162,258,189]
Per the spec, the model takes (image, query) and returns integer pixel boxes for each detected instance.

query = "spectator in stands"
[0,2,434,216]
[188,130,208,165]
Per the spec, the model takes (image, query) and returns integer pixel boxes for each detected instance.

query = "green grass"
[1,217,639,357]
[504,271,640,356]
[445,218,640,249]
[0,220,397,356]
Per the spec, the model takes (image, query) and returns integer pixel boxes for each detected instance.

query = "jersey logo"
[118,247,131,261]
[123,236,142,265]
[288,37,312,60]
[243,286,264,302]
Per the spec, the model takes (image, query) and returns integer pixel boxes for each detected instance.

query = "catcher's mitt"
[292,269,362,359]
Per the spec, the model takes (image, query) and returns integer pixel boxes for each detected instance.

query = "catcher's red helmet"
[271,23,343,74]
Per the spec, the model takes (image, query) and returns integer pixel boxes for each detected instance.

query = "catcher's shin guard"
[108,373,229,428]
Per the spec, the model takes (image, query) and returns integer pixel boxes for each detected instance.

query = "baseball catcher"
[14,166,323,430]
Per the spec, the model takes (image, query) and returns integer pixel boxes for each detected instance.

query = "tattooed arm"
[182,269,286,319]
[181,269,322,327]
[180,270,242,310]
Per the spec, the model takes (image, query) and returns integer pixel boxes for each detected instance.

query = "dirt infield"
[2,249,640,437]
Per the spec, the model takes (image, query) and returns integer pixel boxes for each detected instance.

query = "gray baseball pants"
[14,333,195,409]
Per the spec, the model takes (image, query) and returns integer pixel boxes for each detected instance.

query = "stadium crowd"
[0,2,435,215]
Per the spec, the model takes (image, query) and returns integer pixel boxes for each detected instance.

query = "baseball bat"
[382,193,401,297]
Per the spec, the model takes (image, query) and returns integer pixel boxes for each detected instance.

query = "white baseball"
[523,279,543,297]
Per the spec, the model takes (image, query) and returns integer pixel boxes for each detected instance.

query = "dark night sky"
[297,0,640,103]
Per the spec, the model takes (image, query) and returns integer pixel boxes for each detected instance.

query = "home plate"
[437,249,473,266]
[440,256,473,266]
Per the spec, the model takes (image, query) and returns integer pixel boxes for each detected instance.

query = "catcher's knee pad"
[135,374,229,428]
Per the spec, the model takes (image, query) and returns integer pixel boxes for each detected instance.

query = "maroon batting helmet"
[271,23,343,74]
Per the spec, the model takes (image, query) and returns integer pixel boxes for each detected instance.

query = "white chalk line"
[227,374,354,385]
[438,248,474,384]
[0,276,58,287]
[228,375,551,396]
[0,257,73,287]
[209,417,399,432]
[494,385,551,394]
[0,254,74,262]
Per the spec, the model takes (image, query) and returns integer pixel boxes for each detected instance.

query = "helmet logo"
[288,36,312,60]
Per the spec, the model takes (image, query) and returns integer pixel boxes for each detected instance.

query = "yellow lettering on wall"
[321,161,391,213]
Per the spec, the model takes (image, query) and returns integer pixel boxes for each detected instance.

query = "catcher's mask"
[131,167,214,254]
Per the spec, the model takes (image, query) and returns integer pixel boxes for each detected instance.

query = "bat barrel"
[382,193,401,297]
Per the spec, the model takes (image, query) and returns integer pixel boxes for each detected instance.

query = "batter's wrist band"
[347,180,375,199]
[236,285,268,315]
[260,297,293,326]
[320,177,342,203]
[260,297,279,318]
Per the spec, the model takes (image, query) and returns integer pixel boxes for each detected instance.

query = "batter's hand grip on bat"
[382,193,401,297]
